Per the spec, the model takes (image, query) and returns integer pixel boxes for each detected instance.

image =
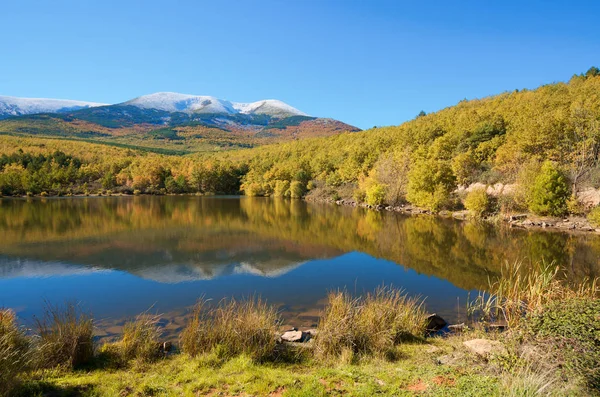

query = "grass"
[34,301,94,370]
[0,309,32,396]
[99,310,163,366]
[314,287,428,361]
[17,341,501,396]
[468,260,598,328]
[181,296,280,362]
[4,279,599,396]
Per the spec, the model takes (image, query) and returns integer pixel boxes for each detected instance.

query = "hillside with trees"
[1,68,600,220]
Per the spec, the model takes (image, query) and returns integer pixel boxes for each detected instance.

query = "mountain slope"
[0,92,359,152]
[0,95,106,119]
[123,92,308,117]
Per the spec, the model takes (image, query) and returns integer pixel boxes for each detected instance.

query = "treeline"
[234,67,600,216]
[0,144,246,196]
[1,68,600,218]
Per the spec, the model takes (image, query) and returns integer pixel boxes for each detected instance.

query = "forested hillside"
[1,68,600,218]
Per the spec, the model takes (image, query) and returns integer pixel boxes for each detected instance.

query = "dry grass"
[0,309,32,396]
[119,311,163,363]
[34,301,94,369]
[314,287,428,360]
[469,260,599,328]
[181,296,280,362]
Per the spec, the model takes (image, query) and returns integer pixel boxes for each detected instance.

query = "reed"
[468,260,599,328]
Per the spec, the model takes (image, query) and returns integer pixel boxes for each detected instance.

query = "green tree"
[406,158,456,211]
[528,161,571,216]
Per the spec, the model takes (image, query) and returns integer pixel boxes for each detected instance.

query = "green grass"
[17,340,501,396]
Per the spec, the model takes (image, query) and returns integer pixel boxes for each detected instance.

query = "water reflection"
[0,196,598,338]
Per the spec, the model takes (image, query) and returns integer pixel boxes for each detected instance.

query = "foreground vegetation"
[1,68,600,222]
[1,261,598,396]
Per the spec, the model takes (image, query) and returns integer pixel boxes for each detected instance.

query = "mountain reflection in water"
[0,196,598,339]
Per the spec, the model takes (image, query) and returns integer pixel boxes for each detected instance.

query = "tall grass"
[181,297,280,362]
[314,287,428,360]
[468,260,599,328]
[34,301,94,369]
[0,309,32,396]
[119,311,163,363]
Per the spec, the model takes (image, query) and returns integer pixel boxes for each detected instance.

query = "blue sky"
[1,0,599,129]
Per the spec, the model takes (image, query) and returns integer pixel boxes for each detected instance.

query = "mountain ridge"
[0,92,310,120]
[0,93,360,153]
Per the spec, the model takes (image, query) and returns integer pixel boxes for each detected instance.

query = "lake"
[0,196,598,340]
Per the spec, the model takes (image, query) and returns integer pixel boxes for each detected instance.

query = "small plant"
[34,301,94,369]
[464,188,493,217]
[0,309,32,396]
[181,296,279,362]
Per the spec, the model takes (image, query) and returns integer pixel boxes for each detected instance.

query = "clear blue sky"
[1,0,599,129]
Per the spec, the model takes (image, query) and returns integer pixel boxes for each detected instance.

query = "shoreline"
[306,196,600,235]
[3,191,599,235]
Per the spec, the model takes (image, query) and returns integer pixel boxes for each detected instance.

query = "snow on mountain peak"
[0,95,107,118]
[124,92,308,117]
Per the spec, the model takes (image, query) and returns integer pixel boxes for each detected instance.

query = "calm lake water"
[0,196,598,340]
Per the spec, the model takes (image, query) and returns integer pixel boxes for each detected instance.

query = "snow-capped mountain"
[0,95,106,119]
[0,92,360,141]
[123,92,309,118]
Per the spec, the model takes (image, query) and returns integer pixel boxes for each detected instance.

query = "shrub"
[289,181,305,199]
[0,310,31,396]
[365,182,386,206]
[406,158,456,212]
[353,188,366,203]
[243,182,265,197]
[273,180,290,197]
[464,188,492,216]
[314,287,427,360]
[528,161,571,216]
[524,298,600,391]
[181,297,279,362]
[34,302,94,369]
[587,206,600,227]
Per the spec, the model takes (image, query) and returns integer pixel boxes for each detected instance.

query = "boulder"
[281,330,306,343]
[426,314,448,332]
[463,339,507,357]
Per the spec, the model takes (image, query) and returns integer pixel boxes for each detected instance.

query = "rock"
[426,345,441,353]
[281,330,306,343]
[463,339,507,357]
[437,352,465,366]
[426,314,448,332]
[510,214,528,221]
